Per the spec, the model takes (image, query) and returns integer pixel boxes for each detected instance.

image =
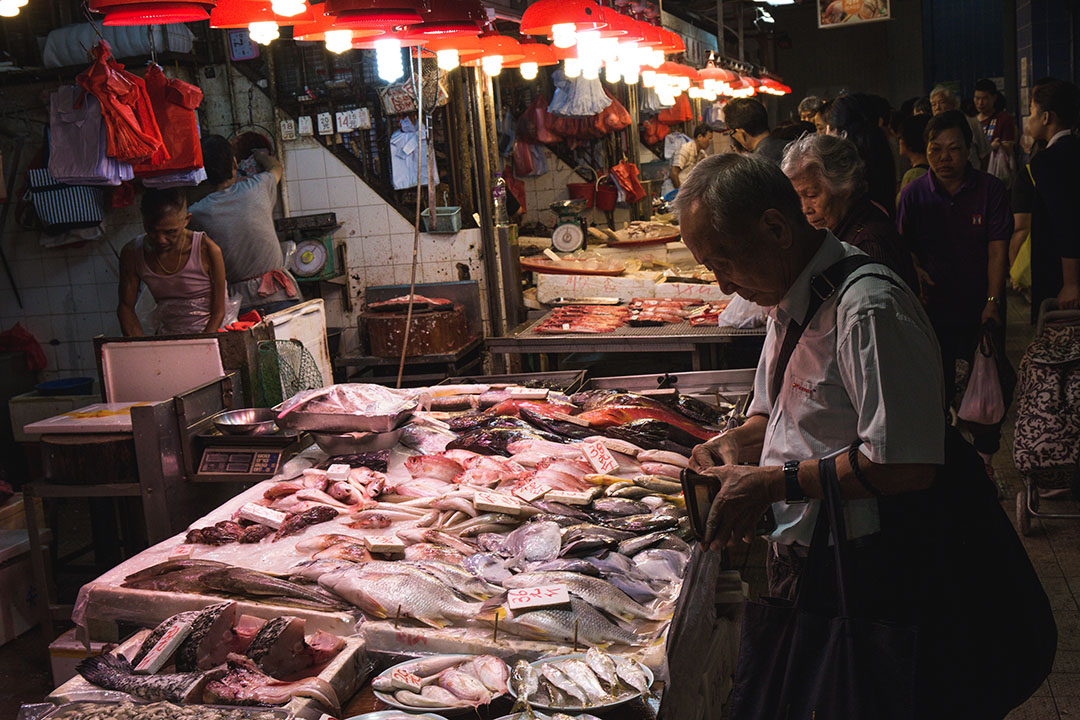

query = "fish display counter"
[59,380,752,720]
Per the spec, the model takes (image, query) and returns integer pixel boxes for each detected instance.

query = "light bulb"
[564,57,582,78]
[623,66,639,84]
[599,37,619,64]
[271,0,306,17]
[649,49,665,68]
[641,70,656,88]
[658,92,675,107]
[552,23,577,49]
[605,63,621,84]
[481,54,504,76]
[248,21,280,45]
[375,38,404,83]
[677,76,690,91]
[704,89,717,101]
[0,0,19,16]
[582,62,600,80]
[324,29,352,54]
[617,40,638,61]
[436,49,460,71]
[519,61,539,80]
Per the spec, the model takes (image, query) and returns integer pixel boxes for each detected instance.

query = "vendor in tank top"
[118,188,227,336]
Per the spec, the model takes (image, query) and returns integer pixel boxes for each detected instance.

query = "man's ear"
[759,208,793,250]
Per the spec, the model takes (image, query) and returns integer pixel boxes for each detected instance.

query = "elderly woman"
[782,133,918,290]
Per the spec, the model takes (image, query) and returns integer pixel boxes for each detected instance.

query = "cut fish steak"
[204,653,340,711]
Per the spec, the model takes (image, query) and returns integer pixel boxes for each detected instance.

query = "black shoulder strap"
[769,255,902,401]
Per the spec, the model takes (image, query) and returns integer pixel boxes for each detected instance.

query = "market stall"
[26,376,751,720]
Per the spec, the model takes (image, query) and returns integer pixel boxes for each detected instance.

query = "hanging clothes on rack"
[389,117,439,190]
[77,41,168,165]
[48,86,133,186]
[134,64,203,178]
[142,167,207,188]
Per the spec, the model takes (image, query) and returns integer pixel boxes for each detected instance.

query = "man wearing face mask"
[722,97,790,165]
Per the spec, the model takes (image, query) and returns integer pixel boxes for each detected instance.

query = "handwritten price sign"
[507,584,571,612]
[513,480,552,503]
[389,667,423,692]
[474,491,521,515]
[583,441,620,475]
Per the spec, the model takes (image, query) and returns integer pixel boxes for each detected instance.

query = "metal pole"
[717,0,725,56]
[737,0,744,61]
[466,69,505,339]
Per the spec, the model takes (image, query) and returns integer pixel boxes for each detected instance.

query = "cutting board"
[23,402,152,435]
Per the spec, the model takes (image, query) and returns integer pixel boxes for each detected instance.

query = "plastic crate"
[421,206,462,234]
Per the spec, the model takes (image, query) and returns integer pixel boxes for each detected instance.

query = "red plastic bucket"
[566,165,597,209]
[596,181,618,211]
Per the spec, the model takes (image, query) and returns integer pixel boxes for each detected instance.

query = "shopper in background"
[913,96,933,116]
[189,135,300,317]
[723,97,790,164]
[798,95,823,123]
[813,100,832,135]
[930,85,991,171]
[897,110,1011,480]
[1026,78,1080,313]
[782,133,917,290]
[670,123,714,188]
[898,113,931,195]
[118,188,227,336]
[973,79,1018,187]
[827,94,897,216]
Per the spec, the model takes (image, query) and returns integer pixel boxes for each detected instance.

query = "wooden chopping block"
[363,303,469,358]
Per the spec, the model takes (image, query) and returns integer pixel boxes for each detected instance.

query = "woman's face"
[788,170,849,230]
[814,112,829,135]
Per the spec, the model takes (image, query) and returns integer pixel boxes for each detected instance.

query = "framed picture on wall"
[818,0,890,28]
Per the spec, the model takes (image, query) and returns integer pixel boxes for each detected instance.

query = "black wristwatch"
[784,460,807,504]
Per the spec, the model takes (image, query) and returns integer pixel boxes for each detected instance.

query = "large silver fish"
[501,596,641,647]
[501,571,657,620]
[318,567,491,628]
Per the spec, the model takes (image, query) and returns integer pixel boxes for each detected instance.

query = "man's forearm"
[1063,257,1080,290]
[732,415,767,464]
[764,451,938,504]
[118,306,144,337]
[988,240,1008,298]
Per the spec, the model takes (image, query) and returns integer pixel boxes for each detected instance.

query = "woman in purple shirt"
[897,110,1011,478]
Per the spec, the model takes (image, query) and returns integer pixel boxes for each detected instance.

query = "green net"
[257,339,324,407]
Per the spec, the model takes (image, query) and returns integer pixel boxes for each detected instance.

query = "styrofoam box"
[536,273,657,304]
[9,391,101,443]
[49,628,109,687]
[653,282,733,303]
[592,244,670,264]
[0,548,37,647]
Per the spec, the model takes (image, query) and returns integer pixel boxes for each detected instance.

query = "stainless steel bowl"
[312,427,404,455]
[213,408,279,436]
[550,198,588,215]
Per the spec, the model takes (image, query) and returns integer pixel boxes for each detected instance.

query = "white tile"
[392,265,414,285]
[51,313,77,342]
[294,148,326,181]
[327,178,358,210]
[91,254,119,284]
[74,313,103,339]
[324,152,353,178]
[40,254,70,285]
[298,179,329,211]
[387,210,415,235]
[12,259,44,288]
[285,180,301,215]
[358,206,390,239]
[391,233,420,265]
[97,284,117,312]
[68,255,97,285]
[99,312,121,338]
[71,284,101,313]
[343,237,364,270]
[19,287,49,315]
[363,235,394,267]
[334,207,361,240]
[41,345,58,372]
[23,315,53,343]
[47,286,74,315]
[356,180,383,207]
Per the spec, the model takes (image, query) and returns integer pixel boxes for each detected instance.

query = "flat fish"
[77,654,222,703]
[502,520,562,562]
[175,601,237,671]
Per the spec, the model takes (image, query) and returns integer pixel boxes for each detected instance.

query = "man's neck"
[1042,124,1068,144]
[781,228,827,295]
[748,132,769,151]
[935,170,966,197]
[213,176,238,193]
[977,110,993,122]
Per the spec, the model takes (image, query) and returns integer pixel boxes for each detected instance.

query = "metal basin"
[213,408,279,436]
[550,198,588,215]
[312,427,404,455]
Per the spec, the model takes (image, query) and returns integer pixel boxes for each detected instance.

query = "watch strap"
[784,460,807,504]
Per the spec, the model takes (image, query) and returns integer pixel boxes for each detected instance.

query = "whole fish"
[591,498,650,516]
[502,520,562,562]
[511,659,539,713]
[636,449,690,468]
[469,655,510,695]
[560,658,609,704]
[295,534,356,552]
[405,455,465,482]
[395,686,461,708]
[606,420,697,454]
[633,548,690,581]
[403,542,467,566]
[576,406,714,441]
[563,523,635,544]
[503,597,641,646]
[204,653,340,711]
[401,423,457,454]
[396,528,476,555]
[507,439,584,458]
[318,568,490,627]
[439,667,492,706]
[345,511,395,529]
[585,648,619,689]
[639,462,683,479]
[596,513,679,533]
[464,552,513,583]
[671,393,723,425]
[536,457,594,480]
[124,560,228,584]
[523,557,601,576]
[274,505,339,540]
[584,551,647,580]
[198,567,349,609]
[288,558,355,582]
[632,475,683,494]
[77,654,222,703]
[238,525,273,543]
[520,407,595,440]
[313,543,373,563]
[530,500,591,521]
[609,485,654,500]
[448,427,566,456]
[612,655,652,698]
[405,559,504,599]
[540,663,588,705]
[502,572,656,620]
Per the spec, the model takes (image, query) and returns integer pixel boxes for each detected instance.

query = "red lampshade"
[743,75,761,88]
[656,28,685,53]
[459,33,526,66]
[403,0,485,38]
[90,0,215,24]
[210,0,315,27]
[595,6,629,37]
[604,11,645,42]
[324,0,422,28]
[502,41,558,68]
[635,21,664,48]
[699,64,737,83]
[293,8,383,40]
[351,27,426,48]
[412,33,483,54]
[759,77,792,95]
[520,0,606,37]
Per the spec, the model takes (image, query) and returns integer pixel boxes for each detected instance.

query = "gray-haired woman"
[782,133,918,290]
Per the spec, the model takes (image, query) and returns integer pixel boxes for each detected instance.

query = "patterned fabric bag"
[1013,325,1080,491]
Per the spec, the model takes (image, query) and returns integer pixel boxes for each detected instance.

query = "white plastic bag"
[718,295,767,329]
[958,338,1006,425]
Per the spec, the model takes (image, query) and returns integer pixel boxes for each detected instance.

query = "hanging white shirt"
[390,117,439,190]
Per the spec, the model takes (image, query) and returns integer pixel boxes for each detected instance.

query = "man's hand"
[981,300,1001,326]
[915,264,935,307]
[700,465,783,552]
[689,432,740,473]
[1059,283,1080,310]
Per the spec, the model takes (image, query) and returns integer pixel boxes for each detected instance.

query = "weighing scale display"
[199,450,282,476]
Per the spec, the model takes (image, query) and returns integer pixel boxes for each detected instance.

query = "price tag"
[353,108,371,129]
[327,463,351,482]
[389,667,423,692]
[280,118,297,141]
[513,480,551,503]
[507,584,571,613]
[550,411,591,427]
[474,491,520,515]
[298,116,314,136]
[317,112,334,135]
[237,503,287,529]
[508,387,550,400]
[365,535,406,553]
[583,440,620,475]
[169,544,195,560]
[335,111,353,132]
[134,618,194,674]
[546,489,596,505]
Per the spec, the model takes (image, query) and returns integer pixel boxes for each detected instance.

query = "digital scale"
[550,199,589,253]
[192,430,303,482]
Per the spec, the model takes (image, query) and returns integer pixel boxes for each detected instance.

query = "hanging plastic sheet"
[133,64,204,177]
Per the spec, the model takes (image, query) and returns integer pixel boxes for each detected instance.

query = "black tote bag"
[729,456,918,720]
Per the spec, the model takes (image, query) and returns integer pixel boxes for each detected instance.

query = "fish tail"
[477,603,508,625]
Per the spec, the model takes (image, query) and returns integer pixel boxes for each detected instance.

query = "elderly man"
[781,133,917,290]
[930,85,991,170]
